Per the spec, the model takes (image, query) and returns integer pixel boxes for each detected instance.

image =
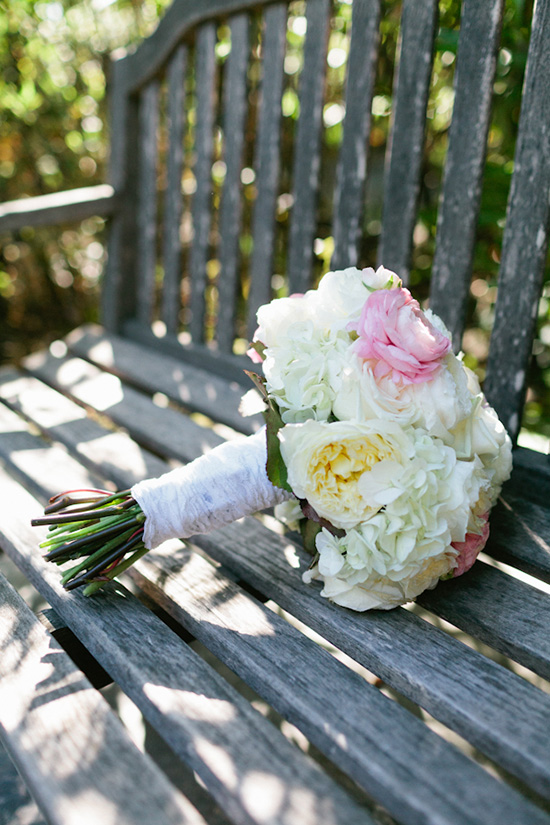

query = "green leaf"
[265,401,293,493]
[244,369,268,402]
[300,519,322,556]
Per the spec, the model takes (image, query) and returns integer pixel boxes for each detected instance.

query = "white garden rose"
[278,419,416,530]
[311,265,400,331]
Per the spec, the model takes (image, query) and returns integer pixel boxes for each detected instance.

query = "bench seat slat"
[0,466,375,825]
[429,0,504,346]
[0,571,206,825]
[1,452,549,825]
[331,0,380,270]
[0,367,167,486]
[417,560,550,678]
[191,517,550,801]
[247,2,287,338]
[2,362,223,464]
[3,380,550,806]
[378,0,438,281]
[64,324,261,434]
[130,543,550,825]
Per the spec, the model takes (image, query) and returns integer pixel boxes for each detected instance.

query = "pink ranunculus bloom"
[350,287,452,384]
[451,514,490,578]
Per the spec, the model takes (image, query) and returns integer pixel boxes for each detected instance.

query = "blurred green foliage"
[1,0,549,438]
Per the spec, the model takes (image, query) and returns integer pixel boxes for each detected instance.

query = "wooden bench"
[1,1,550,823]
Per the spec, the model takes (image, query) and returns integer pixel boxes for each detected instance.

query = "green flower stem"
[64,532,145,591]
[60,525,138,584]
[82,546,149,597]
[41,510,142,555]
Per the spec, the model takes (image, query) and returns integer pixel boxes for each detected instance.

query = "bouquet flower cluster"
[33,266,512,610]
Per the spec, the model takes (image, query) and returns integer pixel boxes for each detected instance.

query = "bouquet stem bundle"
[32,489,147,595]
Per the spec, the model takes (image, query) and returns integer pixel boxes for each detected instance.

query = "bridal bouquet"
[33,266,512,610]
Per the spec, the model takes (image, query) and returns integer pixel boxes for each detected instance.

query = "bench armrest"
[0,184,118,232]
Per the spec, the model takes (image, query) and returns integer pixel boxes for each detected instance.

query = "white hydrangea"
[303,429,491,610]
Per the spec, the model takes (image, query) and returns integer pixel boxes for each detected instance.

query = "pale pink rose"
[246,345,264,364]
[451,514,490,578]
[350,287,452,384]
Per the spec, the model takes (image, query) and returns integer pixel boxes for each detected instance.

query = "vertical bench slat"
[331,0,380,272]
[161,45,187,337]
[216,14,250,352]
[247,3,288,338]
[485,0,550,442]
[189,23,217,343]
[136,79,161,326]
[287,0,331,295]
[103,59,140,332]
[377,0,438,283]
[429,0,504,347]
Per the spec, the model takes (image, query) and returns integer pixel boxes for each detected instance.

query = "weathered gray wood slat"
[190,518,550,803]
[487,485,550,583]
[246,3,288,338]
[189,24,217,344]
[162,45,187,336]
[429,0,504,347]
[0,467,377,825]
[331,0,380,271]
[5,353,550,806]
[122,0,283,93]
[287,0,331,294]
[136,79,161,326]
[216,15,250,352]
[2,423,549,825]
[485,0,550,442]
[377,0,438,281]
[0,398,110,503]
[10,358,223,461]
[0,739,46,825]
[0,571,205,825]
[0,185,117,233]
[102,57,141,332]
[417,560,550,678]
[64,325,262,434]
[0,365,167,486]
[130,544,550,825]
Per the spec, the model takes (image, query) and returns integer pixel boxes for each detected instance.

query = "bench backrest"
[102,0,550,443]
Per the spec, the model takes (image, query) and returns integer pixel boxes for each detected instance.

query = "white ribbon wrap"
[131,427,292,550]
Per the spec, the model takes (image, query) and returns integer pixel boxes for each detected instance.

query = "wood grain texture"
[429,0,504,347]
[331,0,380,271]
[378,0,438,282]
[246,3,287,338]
[0,572,206,825]
[130,544,550,825]
[0,186,117,233]
[102,57,141,333]
[64,325,262,434]
[0,739,46,825]
[10,357,223,463]
[162,45,187,336]
[216,14,250,352]
[0,366,167,486]
[136,79,161,326]
[121,0,283,93]
[417,560,550,678]
[0,466,376,825]
[191,516,550,802]
[484,0,550,442]
[189,24,217,344]
[287,0,331,294]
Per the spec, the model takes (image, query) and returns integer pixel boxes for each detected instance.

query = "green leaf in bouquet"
[264,400,293,493]
[244,369,269,402]
[300,518,322,556]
